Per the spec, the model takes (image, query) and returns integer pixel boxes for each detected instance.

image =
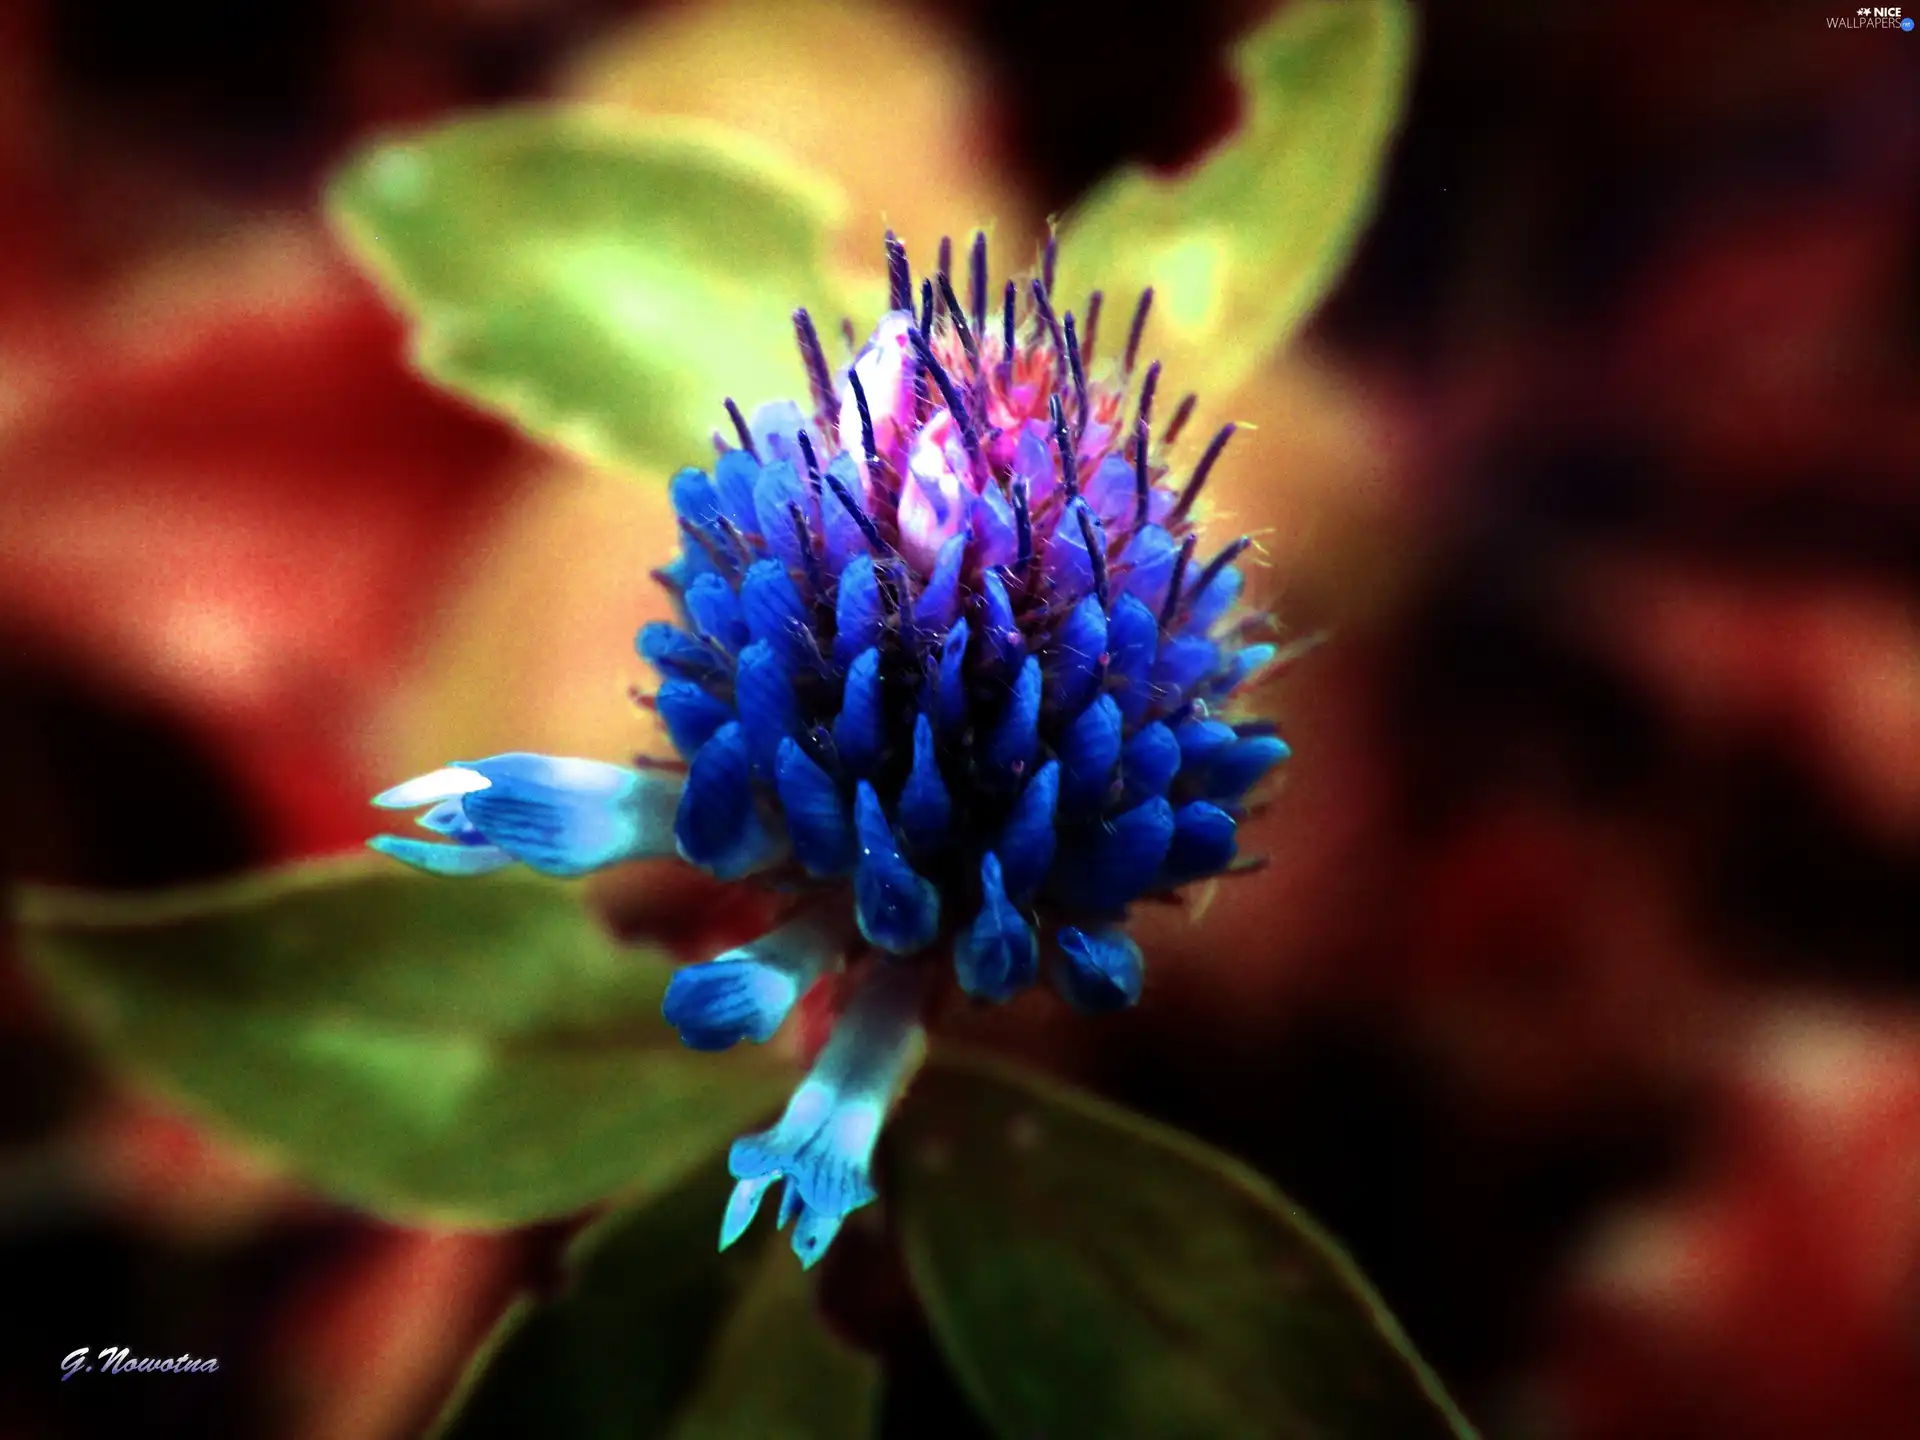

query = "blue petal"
[1053,925,1145,1013]
[896,714,951,856]
[753,459,817,579]
[978,568,1024,675]
[1044,594,1109,721]
[1119,722,1182,806]
[670,466,722,527]
[684,573,749,654]
[775,738,856,876]
[656,679,733,758]
[1151,634,1220,709]
[749,400,820,470]
[970,482,1018,568]
[954,852,1038,1002]
[930,618,970,738]
[733,639,802,778]
[664,960,800,1050]
[1105,594,1160,726]
[1057,694,1123,815]
[1044,498,1106,603]
[912,533,966,641]
[851,783,940,953]
[675,723,788,880]
[1161,800,1238,886]
[740,559,817,671]
[1083,455,1137,530]
[1050,796,1175,915]
[995,759,1060,904]
[832,647,887,778]
[367,834,514,876]
[832,554,885,670]
[1201,736,1291,803]
[458,753,679,878]
[985,656,1043,779]
[637,622,725,683]
[1185,562,1244,632]
[719,1173,778,1251]
[713,448,762,534]
[1173,718,1238,773]
[791,1204,847,1271]
[1116,524,1178,616]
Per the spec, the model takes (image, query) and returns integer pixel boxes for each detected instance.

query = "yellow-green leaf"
[891,1051,1477,1440]
[326,110,846,477]
[13,861,790,1224]
[1057,0,1415,399]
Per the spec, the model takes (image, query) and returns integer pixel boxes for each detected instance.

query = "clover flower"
[370,232,1289,1267]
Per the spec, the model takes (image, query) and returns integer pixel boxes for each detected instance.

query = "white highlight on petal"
[372,766,490,809]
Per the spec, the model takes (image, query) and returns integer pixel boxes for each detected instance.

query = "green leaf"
[1057,0,1415,398]
[890,1051,1478,1440]
[13,861,791,1224]
[326,110,846,477]
[432,1162,877,1440]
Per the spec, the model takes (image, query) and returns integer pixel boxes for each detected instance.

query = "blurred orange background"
[1,1,1916,1436]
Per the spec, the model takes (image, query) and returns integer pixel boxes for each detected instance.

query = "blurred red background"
[1,1,1915,1436]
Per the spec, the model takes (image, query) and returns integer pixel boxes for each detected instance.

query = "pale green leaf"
[1057,0,1415,398]
[326,110,845,476]
[891,1051,1478,1440]
[13,861,790,1224]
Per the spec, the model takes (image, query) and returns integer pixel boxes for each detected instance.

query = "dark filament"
[789,502,826,596]
[1170,423,1236,523]
[908,326,986,477]
[936,272,977,366]
[847,370,880,473]
[1064,312,1089,436]
[918,277,936,336]
[1132,361,1161,529]
[1122,287,1154,377]
[1001,281,1017,382]
[796,429,824,502]
[1076,504,1110,609]
[885,232,911,312]
[937,236,953,293]
[1041,230,1058,297]
[724,398,758,459]
[823,462,890,556]
[1012,478,1033,576]
[1050,393,1079,498]
[1160,534,1197,628]
[1187,536,1251,608]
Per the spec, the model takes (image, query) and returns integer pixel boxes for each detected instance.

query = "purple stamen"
[1160,533,1197,629]
[1041,229,1058,297]
[1013,478,1033,575]
[969,232,988,339]
[847,370,881,475]
[1082,290,1104,368]
[1001,281,1017,383]
[1064,313,1089,436]
[792,310,837,438]
[937,235,953,293]
[796,430,824,504]
[1164,392,1198,446]
[725,398,758,460]
[886,232,911,313]
[790,501,826,596]
[1170,423,1236,523]
[1030,279,1067,382]
[1123,288,1154,377]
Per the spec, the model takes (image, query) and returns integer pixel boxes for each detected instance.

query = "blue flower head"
[369,232,1290,1267]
